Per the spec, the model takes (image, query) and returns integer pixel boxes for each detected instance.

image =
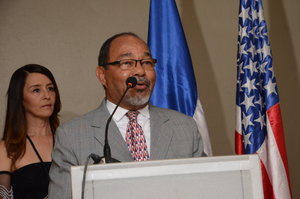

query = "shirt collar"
[106,99,150,122]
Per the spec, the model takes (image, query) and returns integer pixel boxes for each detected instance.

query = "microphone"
[126,76,137,88]
[81,153,101,199]
[101,76,137,163]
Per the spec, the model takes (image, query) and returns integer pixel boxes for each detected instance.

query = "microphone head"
[126,76,137,88]
[90,153,101,164]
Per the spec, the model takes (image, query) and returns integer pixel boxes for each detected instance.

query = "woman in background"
[0,64,61,199]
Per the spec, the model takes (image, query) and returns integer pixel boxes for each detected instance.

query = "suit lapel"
[149,106,174,160]
[92,101,133,162]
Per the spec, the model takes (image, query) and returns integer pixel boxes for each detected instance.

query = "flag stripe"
[260,160,276,199]
[235,106,244,154]
[265,108,291,199]
[193,99,212,156]
[237,116,291,199]
[235,130,244,154]
[267,103,291,187]
[257,116,291,199]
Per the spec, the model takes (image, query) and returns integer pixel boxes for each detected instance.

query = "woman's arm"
[0,141,13,199]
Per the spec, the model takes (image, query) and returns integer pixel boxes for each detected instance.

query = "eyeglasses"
[103,58,157,70]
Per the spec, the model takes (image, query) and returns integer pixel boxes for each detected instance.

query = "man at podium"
[48,32,206,199]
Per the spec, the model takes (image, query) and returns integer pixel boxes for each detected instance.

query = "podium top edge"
[71,154,259,171]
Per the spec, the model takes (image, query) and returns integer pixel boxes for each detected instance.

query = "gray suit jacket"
[48,101,205,199]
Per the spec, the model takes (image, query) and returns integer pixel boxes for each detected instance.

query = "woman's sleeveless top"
[10,136,51,199]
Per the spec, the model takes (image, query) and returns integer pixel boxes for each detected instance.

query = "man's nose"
[134,61,146,76]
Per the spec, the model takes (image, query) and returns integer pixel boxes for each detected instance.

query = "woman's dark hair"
[98,32,141,67]
[2,64,61,168]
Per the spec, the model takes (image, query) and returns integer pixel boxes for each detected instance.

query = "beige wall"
[0,0,299,197]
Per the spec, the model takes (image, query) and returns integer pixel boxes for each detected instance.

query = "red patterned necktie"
[125,111,150,161]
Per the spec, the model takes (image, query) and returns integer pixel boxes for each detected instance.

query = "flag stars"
[254,112,266,131]
[243,132,252,148]
[240,39,251,52]
[264,78,277,96]
[259,61,268,73]
[242,112,254,129]
[265,61,274,74]
[261,45,271,58]
[239,7,251,23]
[251,11,259,21]
[245,39,255,52]
[241,76,257,92]
[239,46,246,56]
[243,59,258,76]
[241,94,255,111]
[239,25,250,37]
[254,95,264,109]
[258,24,267,36]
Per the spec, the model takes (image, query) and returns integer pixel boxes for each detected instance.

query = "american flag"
[235,0,292,198]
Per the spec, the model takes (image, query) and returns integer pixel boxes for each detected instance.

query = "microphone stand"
[81,153,101,199]
[100,77,137,163]
[81,77,137,198]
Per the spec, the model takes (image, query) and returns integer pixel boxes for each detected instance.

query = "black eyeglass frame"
[102,58,157,69]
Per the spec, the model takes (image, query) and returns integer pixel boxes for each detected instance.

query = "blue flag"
[148,0,211,155]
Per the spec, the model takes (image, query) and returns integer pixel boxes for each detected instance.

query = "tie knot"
[126,110,139,121]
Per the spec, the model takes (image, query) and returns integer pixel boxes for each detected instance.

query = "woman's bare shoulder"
[0,141,12,171]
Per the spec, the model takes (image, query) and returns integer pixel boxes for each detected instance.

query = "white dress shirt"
[106,100,151,154]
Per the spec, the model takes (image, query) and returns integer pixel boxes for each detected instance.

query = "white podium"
[71,155,264,199]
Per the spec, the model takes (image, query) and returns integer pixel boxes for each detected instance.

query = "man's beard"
[123,77,152,107]
[123,91,151,106]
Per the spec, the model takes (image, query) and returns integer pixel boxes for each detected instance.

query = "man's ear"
[96,66,107,87]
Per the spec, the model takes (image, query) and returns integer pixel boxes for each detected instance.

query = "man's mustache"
[135,77,150,87]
